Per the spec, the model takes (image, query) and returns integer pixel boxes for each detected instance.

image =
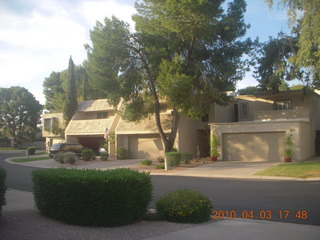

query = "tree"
[85,0,252,152]
[266,0,320,87]
[237,86,263,95]
[43,65,91,112]
[254,33,298,92]
[63,56,78,124]
[0,87,42,145]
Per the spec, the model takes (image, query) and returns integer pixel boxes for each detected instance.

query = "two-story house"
[42,99,210,159]
[210,89,320,162]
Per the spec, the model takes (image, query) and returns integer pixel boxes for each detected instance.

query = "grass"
[12,156,51,163]
[255,161,320,179]
[0,147,20,151]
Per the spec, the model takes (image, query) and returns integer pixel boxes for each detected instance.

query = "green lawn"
[0,147,20,151]
[255,161,320,179]
[12,156,51,163]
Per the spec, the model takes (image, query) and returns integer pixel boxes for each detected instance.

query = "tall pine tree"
[63,56,78,125]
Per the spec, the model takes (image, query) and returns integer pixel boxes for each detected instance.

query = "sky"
[0,0,290,105]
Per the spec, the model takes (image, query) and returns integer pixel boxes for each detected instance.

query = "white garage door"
[223,132,285,162]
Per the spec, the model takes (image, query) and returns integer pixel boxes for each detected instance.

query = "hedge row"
[32,168,152,226]
[0,168,6,213]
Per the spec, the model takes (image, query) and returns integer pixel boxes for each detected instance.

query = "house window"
[240,102,249,118]
[44,119,51,131]
[97,112,108,119]
[275,100,292,110]
[201,114,209,122]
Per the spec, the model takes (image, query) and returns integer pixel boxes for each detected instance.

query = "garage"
[128,134,164,159]
[222,132,285,162]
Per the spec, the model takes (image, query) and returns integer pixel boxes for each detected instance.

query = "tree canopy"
[85,0,252,152]
[0,87,42,145]
[266,0,320,87]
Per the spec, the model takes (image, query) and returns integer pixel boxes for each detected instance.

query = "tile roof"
[77,99,114,112]
[65,118,114,135]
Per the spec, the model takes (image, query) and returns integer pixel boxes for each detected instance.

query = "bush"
[165,152,181,167]
[181,153,193,164]
[155,163,165,169]
[32,168,152,226]
[81,149,94,161]
[54,152,65,164]
[141,160,153,166]
[27,147,36,155]
[156,189,212,223]
[54,152,76,164]
[0,168,6,213]
[100,152,108,161]
[63,152,77,164]
[157,157,164,163]
[117,147,129,160]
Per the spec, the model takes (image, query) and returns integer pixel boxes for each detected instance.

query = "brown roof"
[77,99,114,112]
[65,118,114,135]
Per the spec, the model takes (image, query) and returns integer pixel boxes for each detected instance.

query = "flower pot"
[284,157,292,162]
[210,156,218,162]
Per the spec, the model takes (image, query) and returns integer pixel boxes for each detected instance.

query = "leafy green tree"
[254,33,298,92]
[237,86,263,95]
[63,57,78,124]
[85,0,252,152]
[266,0,320,87]
[0,87,42,145]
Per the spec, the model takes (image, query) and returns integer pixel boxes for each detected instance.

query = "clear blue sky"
[0,0,289,104]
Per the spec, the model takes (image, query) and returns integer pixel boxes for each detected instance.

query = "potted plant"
[283,129,294,162]
[210,134,220,161]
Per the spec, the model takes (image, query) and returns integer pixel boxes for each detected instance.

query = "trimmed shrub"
[155,163,165,169]
[0,168,6,213]
[63,152,76,164]
[117,147,129,160]
[54,152,76,164]
[32,168,152,226]
[156,189,213,223]
[165,152,181,167]
[81,149,94,161]
[100,152,108,161]
[27,147,36,155]
[181,153,193,164]
[54,152,64,164]
[140,160,153,166]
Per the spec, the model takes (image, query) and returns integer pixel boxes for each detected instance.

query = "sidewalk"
[1,189,319,240]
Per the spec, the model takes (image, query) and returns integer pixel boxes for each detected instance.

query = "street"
[1,151,320,225]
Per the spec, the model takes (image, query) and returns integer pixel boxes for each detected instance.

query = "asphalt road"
[1,151,320,226]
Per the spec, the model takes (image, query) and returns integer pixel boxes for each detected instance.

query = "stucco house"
[210,89,320,162]
[42,89,320,161]
[42,99,210,159]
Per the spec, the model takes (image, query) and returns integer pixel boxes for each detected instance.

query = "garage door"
[223,132,285,162]
[129,134,164,159]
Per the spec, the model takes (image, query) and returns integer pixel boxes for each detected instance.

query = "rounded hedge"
[81,149,94,161]
[0,168,6,213]
[32,168,152,226]
[156,189,212,223]
[27,147,36,155]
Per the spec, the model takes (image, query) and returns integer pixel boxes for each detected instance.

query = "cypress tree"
[63,56,78,125]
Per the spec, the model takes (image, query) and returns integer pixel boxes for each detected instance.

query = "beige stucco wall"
[42,113,64,137]
[222,132,285,162]
[210,103,235,123]
[210,120,312,162]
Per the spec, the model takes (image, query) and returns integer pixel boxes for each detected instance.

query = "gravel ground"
[0,210,196,240]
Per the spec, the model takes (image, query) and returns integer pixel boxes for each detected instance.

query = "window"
[201,114,209,122]
[275,100,292,110]
[97,112,108,119]
[240,102,249,118]
[44,119,51,131]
